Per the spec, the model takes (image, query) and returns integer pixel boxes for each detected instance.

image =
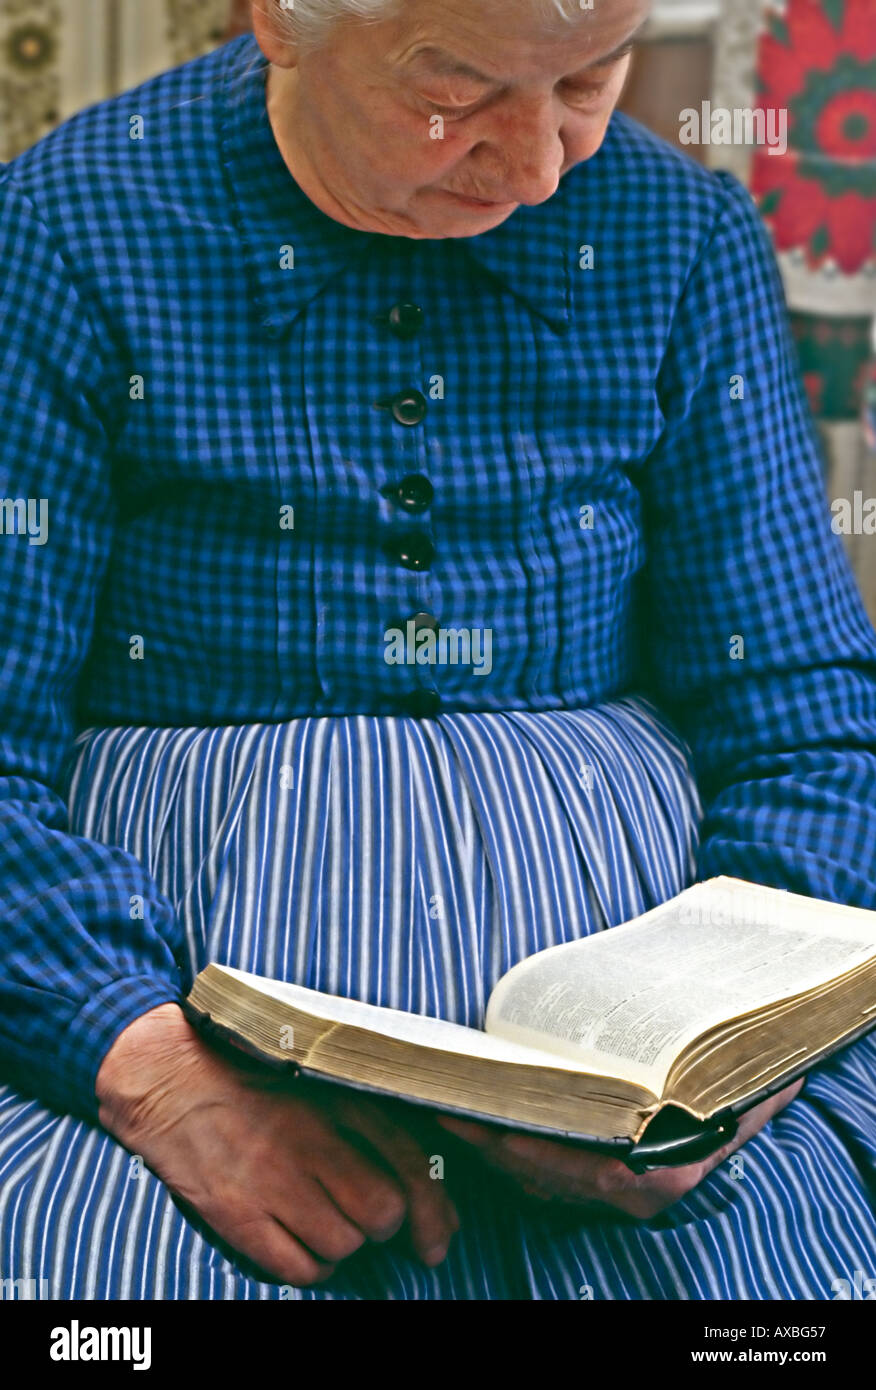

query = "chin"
[446,210,515,238]
[413,202,516,239]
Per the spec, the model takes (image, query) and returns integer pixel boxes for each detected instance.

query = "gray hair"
[271,0,598,56]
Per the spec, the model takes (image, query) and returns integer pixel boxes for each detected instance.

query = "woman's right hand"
[96,1002,460,1287]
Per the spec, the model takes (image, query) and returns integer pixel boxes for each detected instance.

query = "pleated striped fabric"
[1,695,874,1299]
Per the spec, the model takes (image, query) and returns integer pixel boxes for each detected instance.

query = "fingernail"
[423,1242,449,1266]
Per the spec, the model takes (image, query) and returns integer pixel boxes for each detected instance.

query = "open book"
[183,877,876,1171]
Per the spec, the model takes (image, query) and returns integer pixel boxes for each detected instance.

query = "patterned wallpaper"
[0,0,233,161]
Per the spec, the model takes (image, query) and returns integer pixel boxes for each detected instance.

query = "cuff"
[59,972,186,1125]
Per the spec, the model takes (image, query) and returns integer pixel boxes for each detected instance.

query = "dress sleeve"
[0,171,186,1122]
[639,169,876,911]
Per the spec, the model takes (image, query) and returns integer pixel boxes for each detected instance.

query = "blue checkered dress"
[0,34,874,1299]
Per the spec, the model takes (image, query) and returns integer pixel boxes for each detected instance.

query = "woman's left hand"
[436,1076,805,1220]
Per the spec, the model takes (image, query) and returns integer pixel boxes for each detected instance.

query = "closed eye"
[426,83,611,120]
[416,44,633,120]
[426,100,478,119]
[561,79,612,103]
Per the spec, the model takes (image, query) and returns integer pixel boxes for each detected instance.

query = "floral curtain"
[710,0,876,617]
[0,0,233,161]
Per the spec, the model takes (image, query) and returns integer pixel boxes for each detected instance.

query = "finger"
[695,1076,808,1182]
[742,1077,806,1132]
[308,1130,410,1244]
[333,1097,461,1256]
[458,1130,707,1217]
[438,1117,603,1184]
[329,1098,460,1263]
[217,1208,338,1287]
[500,1131,610,1176]
[613,1089,805,1215]
[435,1114,498,1146]
[440,1116,621,1206]
[612,1086,807,1215]
[272,1175,368,1265]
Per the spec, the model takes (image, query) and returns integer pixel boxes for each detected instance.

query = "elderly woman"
[1,0,875,1301]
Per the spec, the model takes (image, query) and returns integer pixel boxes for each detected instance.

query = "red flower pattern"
[751,0,876,274]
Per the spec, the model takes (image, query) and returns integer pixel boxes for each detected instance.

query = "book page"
[485,879,876,1089]
[212,965,623,1076]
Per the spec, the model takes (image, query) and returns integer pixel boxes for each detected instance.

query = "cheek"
[566,93,624,162]
[371,112,469,179]
[586,115,615,156]
[563,123,609,166]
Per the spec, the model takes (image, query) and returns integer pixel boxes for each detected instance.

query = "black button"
[409,610,439,633]
[392,389,427,426]
[386,611,440,639]
[397,473,434,513]
[403,688,442,718]
[388,302,424,339]
[378,474,434,513]
[374,388,427,426]
[390,530,434,571]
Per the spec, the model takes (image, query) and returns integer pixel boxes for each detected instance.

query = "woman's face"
[254,0,652,239]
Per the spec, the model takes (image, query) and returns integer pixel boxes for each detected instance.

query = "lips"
[448,191,503,204]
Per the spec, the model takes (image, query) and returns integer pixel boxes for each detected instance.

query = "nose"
[481,94,565,205]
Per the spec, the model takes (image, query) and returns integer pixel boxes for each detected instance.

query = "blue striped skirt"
[1,695,875,1299]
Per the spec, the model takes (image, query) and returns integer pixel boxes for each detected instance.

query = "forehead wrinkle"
[397,23,644,87]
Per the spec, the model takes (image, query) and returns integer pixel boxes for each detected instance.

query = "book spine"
[181,1000,303,1077]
